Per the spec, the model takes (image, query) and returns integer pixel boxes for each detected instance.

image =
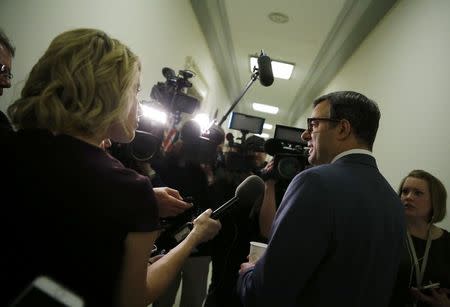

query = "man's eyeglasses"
[0,64,13,80]
[306,117,341,132]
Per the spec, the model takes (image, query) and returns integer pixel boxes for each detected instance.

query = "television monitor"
[274,124,306,145]
[228,112,265,134]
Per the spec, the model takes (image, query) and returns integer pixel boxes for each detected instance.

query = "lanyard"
[406,227,433,288]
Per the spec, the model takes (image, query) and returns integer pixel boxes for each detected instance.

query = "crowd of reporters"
[1,27,449,307]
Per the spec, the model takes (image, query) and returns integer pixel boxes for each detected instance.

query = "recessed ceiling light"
[263,123,273,130]
[253,103,279,115]
[268,12,289,24]
[250,57,294,80]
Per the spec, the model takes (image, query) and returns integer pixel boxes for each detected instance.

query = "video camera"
[150,67,200,117]
[262,124,309,181]
[176,119,224,165]
[109,67,203,163]
[223,112,266,172]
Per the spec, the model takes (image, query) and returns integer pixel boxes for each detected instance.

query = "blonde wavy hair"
[8,28,140,138]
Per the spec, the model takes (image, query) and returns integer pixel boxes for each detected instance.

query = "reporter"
[390,170,450,307]
[2,28,220,307]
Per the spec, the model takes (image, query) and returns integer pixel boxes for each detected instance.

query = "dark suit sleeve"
[237,171,334,306]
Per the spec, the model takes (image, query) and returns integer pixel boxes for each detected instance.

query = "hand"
[153,187,193,218]
[189,209,221,245]
[265,159,275,171]
[239,261,255,274]
[410,287,450,306]
[260,159,277,182]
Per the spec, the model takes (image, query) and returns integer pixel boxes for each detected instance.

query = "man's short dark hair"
[0,28,15,57]
[313,91,380,150]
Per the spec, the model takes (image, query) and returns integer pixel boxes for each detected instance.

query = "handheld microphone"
[171,175,265,243]
[257,50,274,87]
[211,175,265,219]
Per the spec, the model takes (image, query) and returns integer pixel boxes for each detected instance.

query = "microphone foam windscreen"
[235,175,265,204]
[258,55,274,87]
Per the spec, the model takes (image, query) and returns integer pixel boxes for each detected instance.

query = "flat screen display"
[274,124,306,145]
[228,112,265,134]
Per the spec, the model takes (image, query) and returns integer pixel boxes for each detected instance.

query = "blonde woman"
[3,28,220,307]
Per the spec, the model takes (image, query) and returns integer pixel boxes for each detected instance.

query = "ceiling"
[191,0,397,136]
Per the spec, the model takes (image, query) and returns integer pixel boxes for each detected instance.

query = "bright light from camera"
[263,123,273,130]
[252,103,279,115]
[250,57,294,80]
[193,113,210,132]
[140,104,167,124]
[255,133,270,139]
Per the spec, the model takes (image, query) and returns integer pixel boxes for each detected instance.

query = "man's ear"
[336,119,352,140]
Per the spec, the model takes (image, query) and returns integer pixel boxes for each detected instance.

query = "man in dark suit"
[237,91,405,307]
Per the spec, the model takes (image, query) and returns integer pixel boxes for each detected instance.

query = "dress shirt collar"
[331,148,374,164]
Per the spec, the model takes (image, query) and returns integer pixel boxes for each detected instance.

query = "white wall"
[296,0,450,230]
[2,0,449,229]
[0,0,230,120]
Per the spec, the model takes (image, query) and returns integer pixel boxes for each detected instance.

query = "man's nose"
[301,130,311,142]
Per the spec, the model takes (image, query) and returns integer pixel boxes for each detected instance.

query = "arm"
[410,287,450,307]
[258,179,277,239]
[117,209,221,307]
[117,231,158,307]
[145,209,220,302]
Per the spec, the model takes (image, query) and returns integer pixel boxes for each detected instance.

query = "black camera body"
[150,67,200,116]
[110,67,202,164]
[222,112,267,173]
[263,125,309,181]
[156,197,203,250]
[224,134,266,173]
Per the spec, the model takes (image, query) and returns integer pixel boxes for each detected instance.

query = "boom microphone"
[258,51,274,87]
[211,175,265,219]
[162,67,176,81]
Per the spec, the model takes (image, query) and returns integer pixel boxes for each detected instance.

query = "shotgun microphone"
[258,51,274,87]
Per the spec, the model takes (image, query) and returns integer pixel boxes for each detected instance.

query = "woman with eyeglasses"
[389,170,450,307]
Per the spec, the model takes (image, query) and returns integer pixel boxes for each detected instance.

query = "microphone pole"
[218,68,259,126]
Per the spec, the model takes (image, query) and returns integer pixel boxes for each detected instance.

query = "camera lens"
[277,156,303,180]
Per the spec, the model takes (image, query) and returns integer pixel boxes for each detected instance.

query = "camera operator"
[256,130,311,240]
[204,135,267,307]
[151,119,217,307]
[258,160,283,240]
